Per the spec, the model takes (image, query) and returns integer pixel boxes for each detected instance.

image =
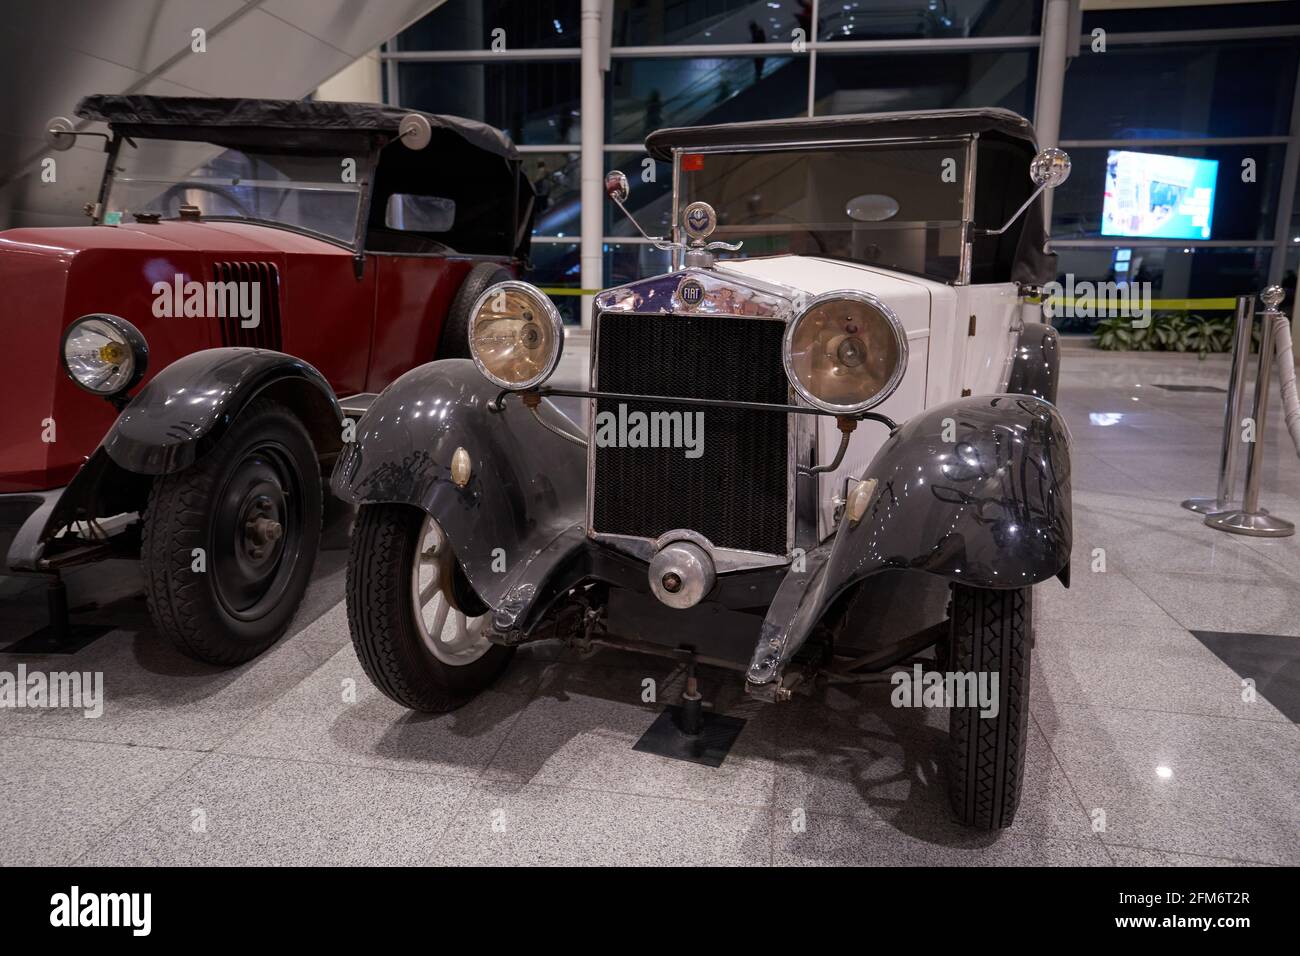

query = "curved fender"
[103,348,341,475]
[329,358,587,621]
[1007,322,1060,404]
[748,394,1071,689]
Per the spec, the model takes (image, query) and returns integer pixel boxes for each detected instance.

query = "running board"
[339,393,378,419]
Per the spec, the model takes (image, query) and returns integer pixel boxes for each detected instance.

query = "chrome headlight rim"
[466,279,565,391]
[782,289,909,415]
[59,312,149,397]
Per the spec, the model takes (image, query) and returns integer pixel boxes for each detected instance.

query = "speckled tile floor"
[2,345,1298,866]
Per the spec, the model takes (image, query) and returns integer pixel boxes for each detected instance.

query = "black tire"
[141,398,322,665]
[437,262,512,359]
[345,503,514,712]
[946,584,1032,830]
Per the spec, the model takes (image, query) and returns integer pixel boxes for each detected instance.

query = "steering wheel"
[155,181,254,219]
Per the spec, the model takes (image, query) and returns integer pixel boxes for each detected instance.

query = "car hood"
[0,221,347,258]
[715,255,943,336]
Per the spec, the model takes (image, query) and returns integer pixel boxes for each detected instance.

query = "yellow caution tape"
[538,287,602,297]
[1046,296,1239,311]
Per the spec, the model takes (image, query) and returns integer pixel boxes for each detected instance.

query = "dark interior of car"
[364,128,534,258]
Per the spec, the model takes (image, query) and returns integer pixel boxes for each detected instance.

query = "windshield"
[677,141,969,281]
[105,137,365,244]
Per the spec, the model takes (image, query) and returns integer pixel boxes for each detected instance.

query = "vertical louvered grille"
[590,311,790,555]
[211,261,282,350]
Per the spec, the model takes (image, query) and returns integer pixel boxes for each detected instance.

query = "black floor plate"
[1190,630,1300,722]
[633,705,747,767]
[4,623,114,655]
[1151,384,1226,393]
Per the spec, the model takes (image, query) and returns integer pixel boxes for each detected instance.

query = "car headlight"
[60,314,149,397]
[783,291,907,414]
[467,280,564,390]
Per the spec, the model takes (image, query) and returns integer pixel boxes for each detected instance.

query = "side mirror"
[1030,147,1071,189]
[45,116,77,151]
[398,113,432,151]
[604,169,630,204]
[976,146,1073,238]
[604,168,678,251]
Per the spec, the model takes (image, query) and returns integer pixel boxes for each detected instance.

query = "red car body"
[0,222,489,492]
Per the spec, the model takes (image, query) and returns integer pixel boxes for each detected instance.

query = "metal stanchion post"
[1183,295,1254,514]
[1205,287,1296,537]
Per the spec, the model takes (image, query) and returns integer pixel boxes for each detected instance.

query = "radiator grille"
[591,311,789,555]
[211,261,282,350]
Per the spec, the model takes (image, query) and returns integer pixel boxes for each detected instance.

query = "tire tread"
[947,585,1032,830]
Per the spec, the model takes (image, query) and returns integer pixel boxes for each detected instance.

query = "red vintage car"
[0,95,535,663]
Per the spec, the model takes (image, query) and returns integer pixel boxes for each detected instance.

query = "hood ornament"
[682,202,717,242]
[681,201,741,269]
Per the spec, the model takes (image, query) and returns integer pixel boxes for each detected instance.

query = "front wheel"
[345,504,513,712]
[141,399,322,665]
[945,584,1033,830]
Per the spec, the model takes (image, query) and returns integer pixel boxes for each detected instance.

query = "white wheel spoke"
[426,593,450,638]
[418,576,440,607]
[409,515,492,667]
[445,610,471,648]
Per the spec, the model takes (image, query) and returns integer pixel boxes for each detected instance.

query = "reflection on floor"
[2,345,1298,866]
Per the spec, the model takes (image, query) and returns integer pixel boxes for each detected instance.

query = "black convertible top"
[646,108,1054,285]
[76,94,518,158]
[645,107,1037,161]
[75,94,535,260]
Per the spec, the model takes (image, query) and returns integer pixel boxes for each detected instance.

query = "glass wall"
[1051,11,1300,331]
[397,62,580,146]
[814,49,1037,117]
[396,0,582,49]
[383,0,1300,329]
[1059,41,1297,141]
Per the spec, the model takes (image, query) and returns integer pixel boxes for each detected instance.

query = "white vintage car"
[331,108,1074,830]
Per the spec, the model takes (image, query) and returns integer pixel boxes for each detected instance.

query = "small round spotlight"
[60,313,149,397]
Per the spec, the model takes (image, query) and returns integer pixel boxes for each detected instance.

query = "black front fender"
[103,348,341,475]
[329,359,587,620]
[749,394,1072,688]
[1007,321,1060,404]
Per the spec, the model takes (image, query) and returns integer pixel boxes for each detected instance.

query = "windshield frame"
[670,133,980,285]
[94,131,377,252]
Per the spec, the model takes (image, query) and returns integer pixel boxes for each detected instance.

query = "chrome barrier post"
[1182,295,1255,514]
[1205,286,1296,537]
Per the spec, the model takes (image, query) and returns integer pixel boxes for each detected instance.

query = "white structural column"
[1269,59,1300,346]
[1269,59,1300,289]
[1034,0,1072,228]
[580,0,606,330]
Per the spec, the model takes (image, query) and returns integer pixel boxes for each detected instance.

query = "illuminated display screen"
[1102,150,1218,240]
